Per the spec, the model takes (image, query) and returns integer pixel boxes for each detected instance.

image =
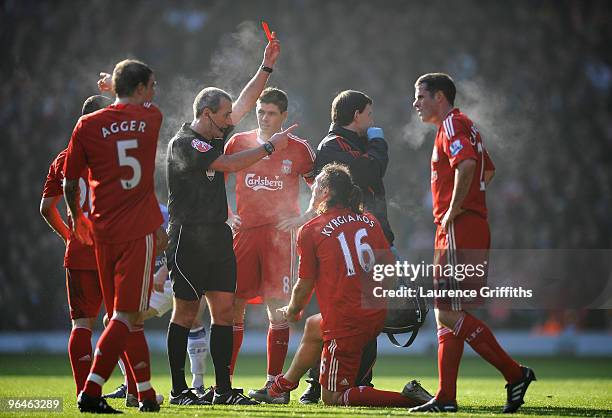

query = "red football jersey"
[224,129,315,229]
[42,149,97,270]
[64,103,163,243]
[431,108,495,224]
[297,207,390,341]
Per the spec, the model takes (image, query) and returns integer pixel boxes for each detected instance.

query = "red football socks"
[271,374,299,395]
[342,386,419,407]
[124,328,156,401]
[267,322,289,378]
[435,327,464,402]
[229,322,244,379]
[455,313,522,383]
[83,319,130,397]
[119,352,137,396]
[69,327,93,396]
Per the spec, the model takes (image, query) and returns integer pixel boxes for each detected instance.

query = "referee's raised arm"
[164,28,298,406]
[231,32,280,126]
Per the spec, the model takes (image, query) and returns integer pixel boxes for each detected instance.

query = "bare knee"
[206,291,234,326]
[265,298,288,324]
[321,389,342,406]
[171,298,201,328]
[435,308,463,330]
[303,314,323,342]
[233,298,247,324]
[72,317,95,330]
[210,304,233,325]
[110,311,145,329]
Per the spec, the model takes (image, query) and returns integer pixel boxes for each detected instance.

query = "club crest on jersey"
[191,138,212,153]
[432,146,439,162]
[450,139,463,157]
[281,159,293,175]
[206,168,215,181]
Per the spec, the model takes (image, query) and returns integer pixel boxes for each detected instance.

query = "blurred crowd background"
[1,0,611,332]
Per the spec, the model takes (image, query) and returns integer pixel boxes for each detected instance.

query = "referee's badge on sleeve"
[192,138,212,153]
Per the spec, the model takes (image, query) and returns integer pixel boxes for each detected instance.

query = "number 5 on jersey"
[117,139,141,190]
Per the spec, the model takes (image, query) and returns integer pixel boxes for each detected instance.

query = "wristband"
[263,141,275,155]
[261,65,273,73]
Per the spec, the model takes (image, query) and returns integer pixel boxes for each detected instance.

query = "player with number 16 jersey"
[298,208,389,342]
[278,164,425,407]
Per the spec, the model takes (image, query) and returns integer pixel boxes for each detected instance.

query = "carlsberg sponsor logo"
[245,173,283,191]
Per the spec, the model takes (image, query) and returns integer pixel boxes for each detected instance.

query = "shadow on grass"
[1,354,611,381]
[461,405,611,416]
[133,404,612,417]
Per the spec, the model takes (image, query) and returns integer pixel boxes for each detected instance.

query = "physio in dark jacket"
[314,90,395,245]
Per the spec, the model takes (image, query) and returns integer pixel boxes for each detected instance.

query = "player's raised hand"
[262,31,280,68]
[73,213,94,246]
[97,72,112,93]
[269,123,298,151]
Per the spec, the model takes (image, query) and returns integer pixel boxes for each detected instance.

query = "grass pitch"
[0,353,610,417]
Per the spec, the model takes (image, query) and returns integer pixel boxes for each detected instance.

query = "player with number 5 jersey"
[64,95,163,244]
[63,59,164,414]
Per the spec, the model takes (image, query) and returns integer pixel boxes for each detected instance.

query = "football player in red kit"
[269,163,429,408]
[224,88,315,400]
[410,73,535,413]
[64,59,165,413]
[40,95,111,398]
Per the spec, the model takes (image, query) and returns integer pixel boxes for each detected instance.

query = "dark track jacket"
[314,123,395,245]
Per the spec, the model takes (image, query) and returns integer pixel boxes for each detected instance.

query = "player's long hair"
[318,163,363,214]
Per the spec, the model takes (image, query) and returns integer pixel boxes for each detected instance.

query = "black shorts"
[166,223,236,300]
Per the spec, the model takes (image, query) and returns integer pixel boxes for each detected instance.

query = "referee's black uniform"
[165,123,236,298]
[165,122,239,400]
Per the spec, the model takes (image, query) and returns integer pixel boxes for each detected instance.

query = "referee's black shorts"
[166,222,236,300]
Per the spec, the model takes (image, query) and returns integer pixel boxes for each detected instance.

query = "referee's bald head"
[82,95,112,116]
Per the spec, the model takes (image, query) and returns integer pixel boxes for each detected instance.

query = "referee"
[165,34,297,405]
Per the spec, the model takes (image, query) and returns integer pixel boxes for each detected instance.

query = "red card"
[262,21,272,41]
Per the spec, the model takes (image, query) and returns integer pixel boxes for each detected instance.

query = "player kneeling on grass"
[265,312,432,406]
[270,163,431,407]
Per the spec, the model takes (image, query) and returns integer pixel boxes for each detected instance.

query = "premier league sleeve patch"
[450,139,464,157]
[191,138,212,153]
